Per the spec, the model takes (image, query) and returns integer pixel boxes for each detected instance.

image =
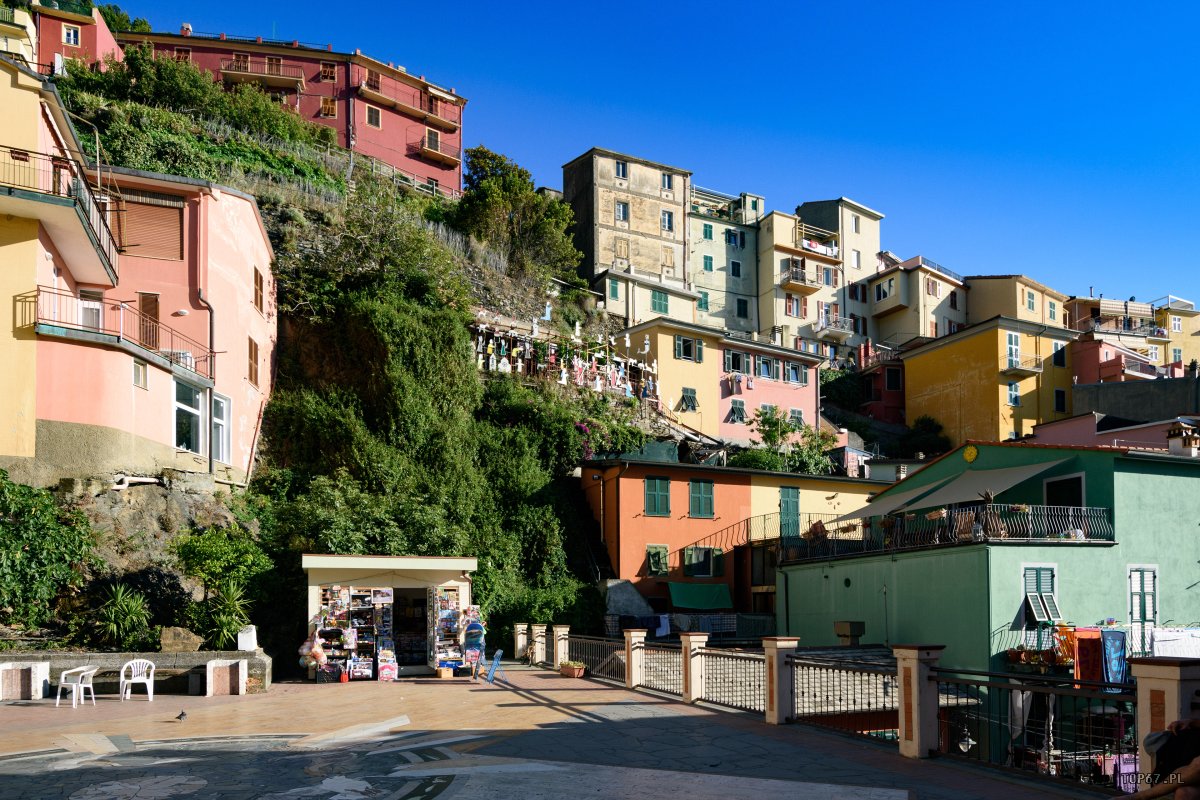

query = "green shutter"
[609,279,619,300]
[674,335,683,360]
[647,545,668,576]
[683,546,696,576]
[645,477,670,517]
[713,547,725,576]
[695,339,703,363]
[703,254,713,271]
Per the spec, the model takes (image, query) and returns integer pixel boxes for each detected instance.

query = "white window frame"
[789,408,804,427]
[1006,331,1020,368]
[615,160,627,179]
[174,380,205,455]
[365,104,382,129]
[1172,316,1182,333]
[661,210,674,232]
[1042,471,1086,507]
[852,214,861,234]
[852,249,861,270]
[1148,344,1160,362]
[1049,301,1057,321]
[63,24,81,46]
[1026,290,1036,311]
[661,172,673,190]
[212,393,232,465]
[1020,562,1060,648]
[133,359,148,390]
[1007,381,1020,406]
[615,201,629,222]
[79,290,103,331]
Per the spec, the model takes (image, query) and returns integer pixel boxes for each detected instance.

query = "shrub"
[93,583,155,651]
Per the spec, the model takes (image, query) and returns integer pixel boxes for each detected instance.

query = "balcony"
[794,222,839,260]
[23,286,213,380]
[1001,354,1043,375]
[355,68,461,132]
[780,264,822,293]
[814,315,855,342]
[912,255,963,283]
[777,504,1114,565]
[219,57,304,90]
[31,0,92,19]
[0,145,118,285]
[415,133,460,166]
[1070,317,1164,338]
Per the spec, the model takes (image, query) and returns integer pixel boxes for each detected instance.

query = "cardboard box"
[436,667,454,679]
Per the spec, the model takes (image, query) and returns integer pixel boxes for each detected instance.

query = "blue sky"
[126,1,1197,302]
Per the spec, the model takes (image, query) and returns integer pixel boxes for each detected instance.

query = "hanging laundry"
[1100,629,1127,690]
[592,375,602,392]
[624,382,633,398]
[499,339,508,356]
[1074,628,1104,684]
[498,357,512,374]
[487,353,497,371]
[486,340,495,355]
[559,366,568,385]
[476,336,484,353]
[747,376,755,389]
[476,354,485,370]
[516,359,524,374]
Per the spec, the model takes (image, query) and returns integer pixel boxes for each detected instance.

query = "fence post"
[514,623,529,662]
[625,629,646,690]
[762,636,800,725]
[529,624,547,666]
[1129,657,1200,769]
[893,644,945,759]
[680,632,708,703]
[551,624,570,669]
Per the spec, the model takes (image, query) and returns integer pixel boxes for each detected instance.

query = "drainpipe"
[198,288,215,475]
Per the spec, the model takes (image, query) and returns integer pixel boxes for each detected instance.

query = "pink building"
[32,1,123,72]
[1,56,275,487]
[115,26,465,193]
[1032,412,1188,450]
[717,338,824,447]
[1070,339,1182,384]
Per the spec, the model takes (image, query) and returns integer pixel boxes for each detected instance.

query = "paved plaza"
[0,665,1106,799]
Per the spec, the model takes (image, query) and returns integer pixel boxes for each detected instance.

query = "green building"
[777,437,1200,671]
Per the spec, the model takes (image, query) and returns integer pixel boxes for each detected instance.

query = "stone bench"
[0,662,50,700]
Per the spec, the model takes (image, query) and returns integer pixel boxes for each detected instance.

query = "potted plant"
[559,660,585,678]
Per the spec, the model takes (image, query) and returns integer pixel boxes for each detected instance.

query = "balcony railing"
[795,222,839,258]
[1071,317,1164,337]
[776,504,1114,565]
[860,349,899,370]
[1119,357,1162,378]
[354,66,461,129]
[914,255,963,283]
[29,286,213,379]
[814,315,855,336]
[0,145,118,278]
[1002,354,1043,374]
[219,57,304,82]
[416,133,461,164]
[783,266,821,288]
[34,0,92,17]
[0,7,15,24]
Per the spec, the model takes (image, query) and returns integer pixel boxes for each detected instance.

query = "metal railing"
[815,315,855,335]
[417,133,460,161]
[860,349,899,370]
[28,286,213,378]
[220,57,305,81]
[793,222,839,258]
[698,648,765,712]
[1118,357,1162,378]
[777,504,1114,565]
[783,266,821,287]
[0,6,15,24]
[915,255,963,283]
[931,667,1137,791]
[566,635,626,684]
[641,643,682,695]
[789,656,899,742]
[35,0,92,17]
[1071,317,1164,337]
[354,66,461,127]
[1003,354,1044,372]
[0,145,119,276]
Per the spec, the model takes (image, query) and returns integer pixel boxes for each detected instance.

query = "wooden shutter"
[254,269,264,312]
[801,297,808,318]
[124,194,184,260]
[248,337,260,387]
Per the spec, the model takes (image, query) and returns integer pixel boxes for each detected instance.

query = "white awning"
[830,477,954,522]
[893,460,1067,512]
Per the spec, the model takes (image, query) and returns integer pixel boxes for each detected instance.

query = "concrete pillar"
[514,623,529,662]
[530,624,547,665]
[1129,657,1200,768]
[763,637,800,725]
[680,632,708,703]
[893,644,946,759]
[551,625,570,669]
[624,629,646,690]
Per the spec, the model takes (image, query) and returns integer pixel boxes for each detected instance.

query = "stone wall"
[1073,377,1200,422]
[0,650,272,697]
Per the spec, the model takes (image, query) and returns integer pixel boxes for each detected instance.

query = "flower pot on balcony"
[560,663,585,679]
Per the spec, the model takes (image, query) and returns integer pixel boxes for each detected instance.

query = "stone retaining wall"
[0,650,272,697]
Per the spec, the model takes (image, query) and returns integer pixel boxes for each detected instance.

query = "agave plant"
[204,580,251,650]
[95,583,151,650]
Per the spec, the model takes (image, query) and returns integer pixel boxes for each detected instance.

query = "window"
[615,160,628,179]
[789,408,804,427]
[253,268,265,312]
[1007,381,1020,406]
[852,249,861,269]
[1149,345,1161,362]
[885,367,902,392]
[1129,568,1157,655]
[689,480,714,518]
[698,291,709,311]
[133,359,148,389]
[757,356,780,380]
[929,321,938,338]
[248,337,260,387]
[1006,331,1021,368]
[661,173,673,190]
[852,214,861,234]
[661,210,674,231]
[644,477,670,517]
[425,128,442,153]
[673,334,703,362]
[1027,290,1036,311]
[1049,301,1057,321]
[1174,348,1183,364]
[729,399,747,423]
[123,191,185,260]
[725,350,750,373]
[724,229,745,248]
[174,48,191,62]
[63,24,80,46]
[320,61,337,81]
[651,290,668,314]
[1172,315,1183,333]
[615,201,629,222]
[661,246,675,268]
[751,199,759,211]
[849,283,859,302]
[174,381,203,454]
[1052,342,1066,367]
[789,363,809,385]
[1024,567,1061,634]
[736,298,749,319]
[320,97,337,117]
[926,277,941,297]
[823,267,833,286]
[730,260,741,278]
[1054,388,1066,413]
[702,223,713,240]
[679,387,699,412]
[265,56,283,76]
[760,403,778,415]
[1044,474,1084,507]
[365,105,382,128]
[609,279,619,300]
[79,290,103,331]
[646,544,668,576]
[683,546,722,577]
[949,290,958,310]
[875,277,894,302]
[365,69,381,90]
[702,255,713,272]
[785,294,799,318]
[615,237,630,258]
[212,394,231,464]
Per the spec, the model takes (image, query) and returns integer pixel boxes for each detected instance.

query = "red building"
[31,1,124,71]
[112,26,465,193]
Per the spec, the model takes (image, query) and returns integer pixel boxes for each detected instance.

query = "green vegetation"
[96,3,150,33]
[896,415,953,458]
[728,407,838,475]
[172,525,272,599]
[93,583,155,651]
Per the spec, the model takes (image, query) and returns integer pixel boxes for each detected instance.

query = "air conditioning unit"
[164,350,195,370]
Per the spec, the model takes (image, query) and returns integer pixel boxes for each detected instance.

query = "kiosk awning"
[667,582,732,610]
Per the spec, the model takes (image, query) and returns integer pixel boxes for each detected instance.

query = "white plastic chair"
[56,666,98,708]
[119,659,155,701]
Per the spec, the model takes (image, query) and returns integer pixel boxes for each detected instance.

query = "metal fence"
[789,657,899,743]
[931,668,1138,791]
[566,635,626,684]
[641,644,682,695]
[699,648,765,712]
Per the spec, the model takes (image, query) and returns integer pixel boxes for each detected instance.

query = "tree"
[452,146,581,280]
[97,4,152,33]
[171,525,272,598]
[727,449,786,471]
[748,406,794,455]
[787,424,839,475]
[896,415,952,458]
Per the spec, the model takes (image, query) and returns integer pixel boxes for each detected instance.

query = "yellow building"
[964,274,1069,328]
[867,255,967,347]
[902,316,1077,446]
[1152,296,1200,368]
[0,5,37,65]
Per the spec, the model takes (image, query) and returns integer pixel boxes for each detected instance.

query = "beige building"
[965,274,1069,328]
[1064,295,1165,362]
[1151,296,1200,368]
[689,185,762,334]
[867,255,967,348]
[0,5,36,64]
[563,148,697,326]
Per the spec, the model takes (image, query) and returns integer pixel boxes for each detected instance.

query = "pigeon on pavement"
[175,710,187,722]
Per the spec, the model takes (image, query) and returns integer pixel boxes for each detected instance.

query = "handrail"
[354,65,462,126]
[419,133,460,160]
[915,256,963,283]
[784,266,821,286]
[815,315,855,334]
[220,57,304,80]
